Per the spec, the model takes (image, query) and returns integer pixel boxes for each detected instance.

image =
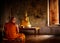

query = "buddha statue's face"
[24,17,29,21]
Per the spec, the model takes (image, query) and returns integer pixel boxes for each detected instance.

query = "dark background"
[0,0,47,30]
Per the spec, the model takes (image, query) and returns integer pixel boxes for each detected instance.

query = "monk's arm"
[16,24,19,33]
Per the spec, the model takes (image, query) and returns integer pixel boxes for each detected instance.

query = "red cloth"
[4,23,25,40]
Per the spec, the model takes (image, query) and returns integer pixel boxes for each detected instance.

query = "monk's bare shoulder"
[15,24,19,27]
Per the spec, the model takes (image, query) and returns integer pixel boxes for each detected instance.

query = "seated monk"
[4,17,25,41]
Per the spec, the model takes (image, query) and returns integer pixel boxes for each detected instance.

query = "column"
[49,0,59,26]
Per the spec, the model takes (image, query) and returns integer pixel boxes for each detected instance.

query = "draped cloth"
[4,22,25,41]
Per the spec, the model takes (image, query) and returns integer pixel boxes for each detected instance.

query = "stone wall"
[0,0,47,29]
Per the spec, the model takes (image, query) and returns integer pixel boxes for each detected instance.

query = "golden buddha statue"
[20,12,31,28]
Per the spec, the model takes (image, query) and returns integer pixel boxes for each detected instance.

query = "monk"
[4,17,25,42]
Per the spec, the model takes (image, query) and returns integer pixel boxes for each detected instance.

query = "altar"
[19,28,36,35]
[19,11,40,35]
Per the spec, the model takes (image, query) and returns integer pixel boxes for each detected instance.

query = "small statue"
[20,11,31,28]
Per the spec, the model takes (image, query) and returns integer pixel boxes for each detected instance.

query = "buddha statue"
[20,12,31,28]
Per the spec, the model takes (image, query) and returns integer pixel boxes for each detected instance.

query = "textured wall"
[0,0,47,29]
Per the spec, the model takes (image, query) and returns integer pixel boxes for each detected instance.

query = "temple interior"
[0,0,60,43]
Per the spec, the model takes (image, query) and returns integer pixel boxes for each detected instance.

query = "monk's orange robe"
[4,23,25,40]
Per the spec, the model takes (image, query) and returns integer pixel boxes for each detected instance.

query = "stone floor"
[2,35,60,43]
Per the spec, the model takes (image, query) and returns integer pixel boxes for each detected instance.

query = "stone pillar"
[49,0,59,25]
